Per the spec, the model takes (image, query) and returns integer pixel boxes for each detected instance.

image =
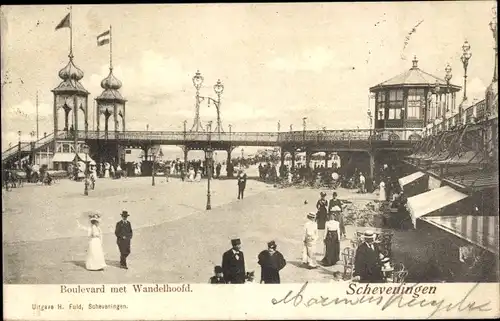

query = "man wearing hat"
[237,170,247,199]
[209,266,226,284]
[258,241,287,284]
[222,239,246,283]
[115,210,133,269]
[353,230,383,282]
[302,212,318,269]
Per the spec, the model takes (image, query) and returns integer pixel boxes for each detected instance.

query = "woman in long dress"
[188,167,195,182]
[104,162,110,178]
[316,192,328,254]
[195,169,202,182]
[77,215,106,271]
[379,180,386,201]
[320,214,340,266]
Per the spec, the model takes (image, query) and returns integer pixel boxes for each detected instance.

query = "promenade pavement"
[3,174,426,284]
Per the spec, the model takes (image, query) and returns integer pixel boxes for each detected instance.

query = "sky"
[1,2,497,156]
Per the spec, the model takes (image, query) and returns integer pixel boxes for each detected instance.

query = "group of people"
[303,191,348,269]
[76,210,133,271]
[303,206,391,282]
[210,239,287,284]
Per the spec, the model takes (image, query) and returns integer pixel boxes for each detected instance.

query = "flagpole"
[36,91,39,141]
[69,6,73,58]
[109,25,113,70]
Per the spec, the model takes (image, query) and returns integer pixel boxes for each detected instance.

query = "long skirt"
[302,240,317,267]
[379,186,386,201]
[335,213,346,237]
[86,237,106,271]
[321,231,340,266]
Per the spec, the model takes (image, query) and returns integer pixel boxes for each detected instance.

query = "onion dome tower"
[51,52,89,138]
[95,26,127,137]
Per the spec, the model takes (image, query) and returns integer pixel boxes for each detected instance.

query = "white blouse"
[325,220,340,232]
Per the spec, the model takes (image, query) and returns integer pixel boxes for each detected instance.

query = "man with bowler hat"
[222,238,246,283]
[115,210,133,269]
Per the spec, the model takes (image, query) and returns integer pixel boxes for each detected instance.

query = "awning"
[51,153,76,162]
[76,153,94,163]
[420,216,499,255]
[407,186,468,227]
[398,171,425,187]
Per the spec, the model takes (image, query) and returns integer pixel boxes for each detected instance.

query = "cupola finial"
[412,55,418,69]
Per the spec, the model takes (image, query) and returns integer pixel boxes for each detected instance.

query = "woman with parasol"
[77,211,106,271]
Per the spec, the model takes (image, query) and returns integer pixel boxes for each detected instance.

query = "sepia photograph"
[1,2,499,318]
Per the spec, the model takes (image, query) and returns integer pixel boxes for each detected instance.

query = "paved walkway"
[4,176,420,284]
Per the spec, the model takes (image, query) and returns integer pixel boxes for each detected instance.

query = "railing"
[3,127,421,163]
[423,99,491,137]
[67,128,421,143]
[1,132,60,161]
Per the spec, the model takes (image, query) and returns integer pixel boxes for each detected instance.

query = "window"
[407,89,425,119]
[387,89,403,119]
[376,91,386,120]
[377,92,386,102]
[378,108,385,120]
[388,108,402,119]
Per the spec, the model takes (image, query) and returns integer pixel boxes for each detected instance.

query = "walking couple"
[77,210,133,271]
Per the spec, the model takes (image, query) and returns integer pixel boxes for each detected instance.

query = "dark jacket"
[258,250,286,284]
[222,249,246,284]
[237,174,247,188]
[115,220,133,240]
[354,242,383,282]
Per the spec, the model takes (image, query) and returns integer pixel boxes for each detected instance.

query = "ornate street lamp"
[82,144,90,196]
[277,120,281,132]
[191,71,225,133]
[460,40,472,122]
[444,64,453,115]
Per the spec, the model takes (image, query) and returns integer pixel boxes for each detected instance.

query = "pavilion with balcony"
[369,56,461,139]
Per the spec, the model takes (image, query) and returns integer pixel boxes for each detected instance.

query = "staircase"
[2,132,59,163]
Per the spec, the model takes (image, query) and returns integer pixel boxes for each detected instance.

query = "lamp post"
[367,109,373,138]
[82,144,89,196]
[490,7,498,82]
[444,64,452,117]
[152,146,157,186]
[228,124,232,140]
[460,40,472,122]
[432,80,441,121]
[277,120,280,132]
[17,131,21,169]
[289,124,293,132]
[191,71,225,133]
[302,117,307,141]
[205,121,213,210]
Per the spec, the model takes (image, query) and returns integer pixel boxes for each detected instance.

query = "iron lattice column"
[191,92,204,132]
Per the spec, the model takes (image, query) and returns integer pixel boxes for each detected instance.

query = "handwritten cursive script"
[271,282,491,318]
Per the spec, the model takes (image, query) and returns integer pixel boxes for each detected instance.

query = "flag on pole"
[97,30,110,46]
[55,13,71,30]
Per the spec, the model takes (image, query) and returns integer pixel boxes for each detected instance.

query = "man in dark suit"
[237,171,247,199]
[353,231,384,283]
[222,239,246,284]
[115,210,133,269]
